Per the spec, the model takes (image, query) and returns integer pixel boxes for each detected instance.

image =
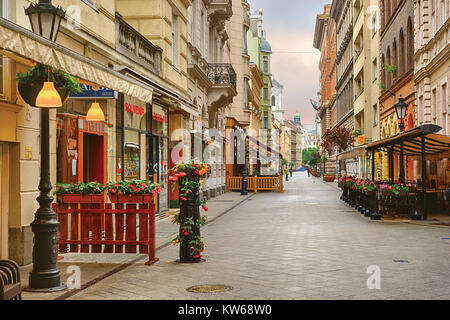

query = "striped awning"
[0,17,153,103]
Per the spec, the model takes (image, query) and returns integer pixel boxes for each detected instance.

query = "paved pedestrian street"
[26,173,449,300]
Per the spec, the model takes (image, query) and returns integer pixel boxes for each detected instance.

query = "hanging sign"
[358,135,366,144]
[70,85,115,99]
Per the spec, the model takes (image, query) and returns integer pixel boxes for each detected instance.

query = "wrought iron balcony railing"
[207,63,237,90]
[116,12,162,75]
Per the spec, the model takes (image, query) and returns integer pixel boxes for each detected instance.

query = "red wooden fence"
[53,200,158,265]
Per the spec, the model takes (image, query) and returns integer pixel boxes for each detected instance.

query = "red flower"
[179,172,187,177]
[193,255,201,259]
[195,170,199,174]
[203,206,209,212]
[180,197,187,201]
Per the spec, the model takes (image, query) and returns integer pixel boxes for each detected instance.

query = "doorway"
[0,143,9,259]
[148,136,169,212]
[83,133,105,183]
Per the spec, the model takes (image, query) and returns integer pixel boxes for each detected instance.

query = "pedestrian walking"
[307,167,311,177]
[289,166,293,177]
[285,167,289,181]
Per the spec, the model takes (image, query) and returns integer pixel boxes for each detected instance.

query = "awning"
[366,124,450,156]
[0,17,153,103]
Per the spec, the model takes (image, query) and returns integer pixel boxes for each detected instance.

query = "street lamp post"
[394,96,409,184]
[241,137,248,196]
[25,0,66,292]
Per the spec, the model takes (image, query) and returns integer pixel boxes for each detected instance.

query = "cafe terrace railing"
[53,194,158,265]
[227,176,284,193]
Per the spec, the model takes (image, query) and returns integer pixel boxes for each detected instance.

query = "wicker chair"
[0,260,22,300]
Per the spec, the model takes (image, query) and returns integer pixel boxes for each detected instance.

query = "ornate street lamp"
[241,137,249,196]
[25,0,65,42]
[25,0,67,292]
[394,96,409,133]
[394,96,408,184]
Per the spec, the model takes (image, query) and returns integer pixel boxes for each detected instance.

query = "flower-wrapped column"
[179,173,201,262]
[170,160,209,263]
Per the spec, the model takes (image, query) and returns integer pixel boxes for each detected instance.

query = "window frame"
[172,14,178,69]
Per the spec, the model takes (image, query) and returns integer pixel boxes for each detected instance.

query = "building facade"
[314,4,337,175]
[379,0,416,181]
[331,0,355,176]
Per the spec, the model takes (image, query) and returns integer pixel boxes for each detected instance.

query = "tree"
[302,147,318,165]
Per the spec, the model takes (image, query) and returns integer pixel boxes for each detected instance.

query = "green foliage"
[302,147,318,165]
[104,180,162,195]
[383,62,397,73]
[16,62,82,94]
[54,182,104,195]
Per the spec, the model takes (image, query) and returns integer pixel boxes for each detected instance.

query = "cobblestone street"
[28,172,450,300]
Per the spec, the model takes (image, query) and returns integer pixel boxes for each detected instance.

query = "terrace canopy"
[365,124,450,219]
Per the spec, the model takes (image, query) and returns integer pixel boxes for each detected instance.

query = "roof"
[261,32,272,53]
[366,124,450,156]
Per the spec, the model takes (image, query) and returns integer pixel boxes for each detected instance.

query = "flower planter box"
[57,194,104,204]
[323,175,335,182]
[108,194,154,204]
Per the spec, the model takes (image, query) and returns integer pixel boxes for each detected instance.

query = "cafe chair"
[0,260,22,300]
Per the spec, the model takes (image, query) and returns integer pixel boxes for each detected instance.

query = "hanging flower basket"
[17,82,70,107]
[16,61,82,106]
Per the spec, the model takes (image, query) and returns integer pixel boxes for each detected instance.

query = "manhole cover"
[187,284,232,293]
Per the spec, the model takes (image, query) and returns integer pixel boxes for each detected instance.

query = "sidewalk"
[20,191,255,300]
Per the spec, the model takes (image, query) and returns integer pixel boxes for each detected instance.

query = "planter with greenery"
[105,180,162,203]
[169,160,209,263]
[16,61,82,106]
[54,182,105,203]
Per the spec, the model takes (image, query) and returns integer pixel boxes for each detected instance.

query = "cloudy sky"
[248,0,330,124]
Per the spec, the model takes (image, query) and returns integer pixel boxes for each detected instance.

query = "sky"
[248,0,330,125]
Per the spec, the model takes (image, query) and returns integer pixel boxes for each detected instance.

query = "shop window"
[152,104,168,136]
[124,130,140,180]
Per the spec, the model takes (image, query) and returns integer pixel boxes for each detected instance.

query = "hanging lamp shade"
[35,81,63,108]
[86,102,105,122]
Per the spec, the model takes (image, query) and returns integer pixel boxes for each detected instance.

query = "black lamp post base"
[27,270,66,292]
[24,284,67,293]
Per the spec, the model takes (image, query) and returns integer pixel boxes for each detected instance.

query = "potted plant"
[16,61,82,106]
[105,180,162,203]
[252,168,260,177]
[169,159,210,263]
[54,182,105,203]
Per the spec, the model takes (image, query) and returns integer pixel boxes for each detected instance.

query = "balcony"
[115,12,162,76]
[209,0,233,22]
[207,63,237,110]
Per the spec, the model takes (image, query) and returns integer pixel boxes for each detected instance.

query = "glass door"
[147,136,169,212]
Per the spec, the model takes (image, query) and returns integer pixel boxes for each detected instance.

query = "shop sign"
[70,85,115,99]
[357,135,365,144]
[126,102,145,116]
[153,112,167,122]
